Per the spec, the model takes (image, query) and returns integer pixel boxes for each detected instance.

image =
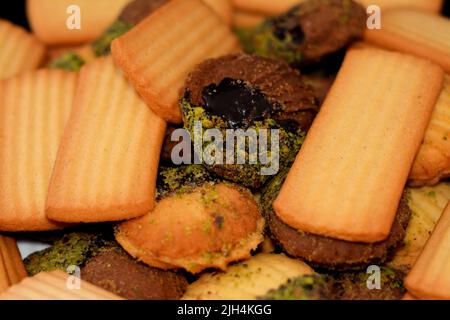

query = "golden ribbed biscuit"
[405,203,450,300]
[357,0,443,12]
[46,57,166,223]
[233,10,268,28]
[111,0,240,123]
[410,75,450,186]
[0,70,78,231]
[116,183,264,274]
[0,271,122,300]
[274,47,444,243]
[388,183,450,272]
[365,10,450,72]
[182,254,314,300]
[202,0,233,25]
[27,0,131,45]
[0,19,45,80]
[0,235,27,292]
[231,0,301,15]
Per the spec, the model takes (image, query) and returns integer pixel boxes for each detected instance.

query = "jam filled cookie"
[182,53,318,188]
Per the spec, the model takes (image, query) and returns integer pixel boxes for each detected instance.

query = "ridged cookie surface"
[365,10,450,72]
[0,19,45,80]
[112,0,240,123]
[0,69,77,231]
[410,75,450,186]
[0,235,27,292]
[0,271,122,300]
[46,57,166,223]
[274,47,444,243]
[202,0,233,24]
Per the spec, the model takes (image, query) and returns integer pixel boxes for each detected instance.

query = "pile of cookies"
[0,0,449,300]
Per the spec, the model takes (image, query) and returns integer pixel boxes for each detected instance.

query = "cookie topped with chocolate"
[238,0,366,66]
[184,53,318,130]
[182,53,318,188]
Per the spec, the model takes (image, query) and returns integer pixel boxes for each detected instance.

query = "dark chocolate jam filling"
[201,78,275,128]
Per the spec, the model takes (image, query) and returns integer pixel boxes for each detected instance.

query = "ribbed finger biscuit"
[0,235,27,292]
[27,0,131,45]
[0,271,122,300]
[274,47,444,243]
[405,203,450,300]
[358,0,443,12]
[111,0,240,123]
[46,57,166,223]
[0,19,45,80]
[410,75,450,186]
[202,0,233,25]
[365,10,450,72]
[0,70,78,231]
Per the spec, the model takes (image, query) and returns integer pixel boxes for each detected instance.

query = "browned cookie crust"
[81,247,188,300]
[239,0,366,66]
[184,53,318,130]
[261,172,411,270]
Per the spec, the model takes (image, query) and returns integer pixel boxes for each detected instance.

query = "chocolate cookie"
[238,0,366,66]
[182,53,318,188]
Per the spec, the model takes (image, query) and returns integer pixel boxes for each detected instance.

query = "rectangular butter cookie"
[273,46,444,243]
[202,0,233,25]
[0,19,45,80]
[0,271,122,300]
[111,0,240,123]
[0,69,78,231]
[0,235,27,292]
[365,9,450,72]
[46,57,166,223]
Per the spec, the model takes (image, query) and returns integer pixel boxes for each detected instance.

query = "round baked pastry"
[261,170,412,270]
[116,165,265,274]
[238,0,366,66]
[182,53,318,188]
